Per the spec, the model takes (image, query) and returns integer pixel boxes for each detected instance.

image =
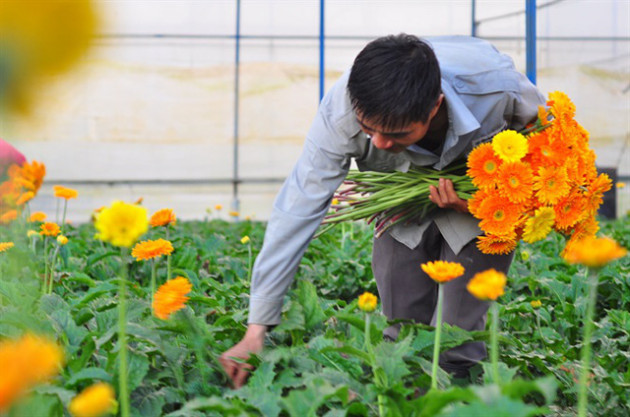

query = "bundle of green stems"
[319,163,476,238]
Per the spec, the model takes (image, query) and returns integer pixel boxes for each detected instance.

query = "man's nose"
[371,134,393,150]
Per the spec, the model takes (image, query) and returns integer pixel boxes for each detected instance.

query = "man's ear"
[429,94,444,119]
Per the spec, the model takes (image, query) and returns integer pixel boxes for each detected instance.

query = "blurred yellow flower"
[152,277,192,320]
[150,208,176,227]
[492,130,528,163]
[214,204,223,211]
[240,236,250,244]
[530,300,542,309]
[131,239,174,261]
[40,222,61,237]
[0,0,99,114]
[421,261,465,283]
[27,230,39,238]
[0,242,14,253]
[0,333,64,411]
[15,191,35,205]
[358,292,378,313]
[94,201,148,248]
[332,198,339,205]
[229,211,240,218]
[616,182,626,189]
[29,211,47,222]
[562,236,627,268]
[520,250,530,261]
[69,382,116,417]
[57,235,68,245]
[467,269,507,301]
[53,185,78,200]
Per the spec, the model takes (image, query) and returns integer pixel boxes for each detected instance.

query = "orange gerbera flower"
[357,292,378,312]
[547,91,576,124]
[53,185,78,200]
[527,129,567,169]
[583,173,612,214]
[563,236,627,268]
[533,166,570,205]
[476,233,517,255]
[152,277,192,320]
[40,222,61,237]
[17,161,46,193]
[467,188,490,218]
[477,194,521,236]
[467,142,502,189]
[496,161,533,203]
[467,269,507,301]
[0,242,14,253]
[522,207,555,244]
[537,105,549,125]
[554,190,587,232]
[131,239,174,261]
[0,210,18,224]
[29,211,47,222]
[150,208,177,227]
[15,191,35,206]
[421,261,465,283]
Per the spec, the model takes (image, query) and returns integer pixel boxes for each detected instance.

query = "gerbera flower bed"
[0,208,627,415]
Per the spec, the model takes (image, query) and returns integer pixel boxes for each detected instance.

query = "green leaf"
[66,367,113,387]
[501,376,558,405]
[416,387,477,417]
[127,351,151,392]
[296,279,326,330]
[87,250,120,268]
[274,301,305,333]
[133,386,168,417]
[8,393,63,417]
[165,397,250,416]
[320,345,371,365]
[280,377,348,417]
[230,362,282,417]
[439,395,547,417]
[33,384,76,406]
[372,336,413,385]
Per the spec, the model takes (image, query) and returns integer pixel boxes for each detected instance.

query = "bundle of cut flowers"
[321,91,612,255]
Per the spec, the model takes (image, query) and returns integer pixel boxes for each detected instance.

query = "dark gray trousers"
[372,222,514,375]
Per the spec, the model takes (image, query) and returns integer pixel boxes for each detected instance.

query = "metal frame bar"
[526,0,537,84]
[232,0,241,214]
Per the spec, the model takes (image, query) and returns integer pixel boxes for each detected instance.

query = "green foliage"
[0,215,627,416]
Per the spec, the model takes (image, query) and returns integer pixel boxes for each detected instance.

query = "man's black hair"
[347,34,441,129]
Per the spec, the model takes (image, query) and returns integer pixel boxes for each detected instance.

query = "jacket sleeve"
[247,98,353,326]
[509,72,546,130]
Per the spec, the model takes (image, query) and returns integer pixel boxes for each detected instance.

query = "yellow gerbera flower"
[40,222,61,237]
[152,277,193,320]
[240,235,250,244]
[530,300,542,309]
[214,204,223,211]
[357,292,378,313]
[492,130,528,163]
[95,201,148,248]
[229,211,240,218]
[56,235,68,245]
[522,207,556,244]
[29,211,47,222]
[467,269,507,301]
[562,236,627,268]
[69,382,117,417]
[53,185,78,200]
[421,261,465,283]
[149,208,177,227]
[0,242,15,253]
[131,239,174,261]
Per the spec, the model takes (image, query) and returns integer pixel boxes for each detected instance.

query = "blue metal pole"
[232,0,241,214]
[319,0,325,102]
[526,0,537,84]
[471,0,477,37]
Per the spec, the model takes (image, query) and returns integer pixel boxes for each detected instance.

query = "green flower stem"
[150,258,157,306]
[247,242,253,281]
[166,227,172,281]
[431,284,444,390]
[42,238,49,295]
[61,200,68,233]
[491,301,501,385]
[578,268,599,417]
[118,247,130,417]
[48,245,61,294]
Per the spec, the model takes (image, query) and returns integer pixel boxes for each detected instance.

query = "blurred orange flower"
[131,239,174,261]
[562,236,626,268]
[467,269,507,301]
[150,208,176,227]
[40,222,61,237]
[29,211,47,222]
[152,277,192,320]
[53,185,78,200]
[421,261,465,283]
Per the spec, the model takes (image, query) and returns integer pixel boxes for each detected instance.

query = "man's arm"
[219,83,356,387]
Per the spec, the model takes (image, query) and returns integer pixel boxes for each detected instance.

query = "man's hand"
[428,178,469,213]
[219,324,267,389]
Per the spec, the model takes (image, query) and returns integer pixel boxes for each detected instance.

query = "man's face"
[357,95,444,154]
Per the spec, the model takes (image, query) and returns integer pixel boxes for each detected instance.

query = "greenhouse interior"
[0,1,629,416]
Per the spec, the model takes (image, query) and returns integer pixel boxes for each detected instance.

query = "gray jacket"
[248,36,545,326]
